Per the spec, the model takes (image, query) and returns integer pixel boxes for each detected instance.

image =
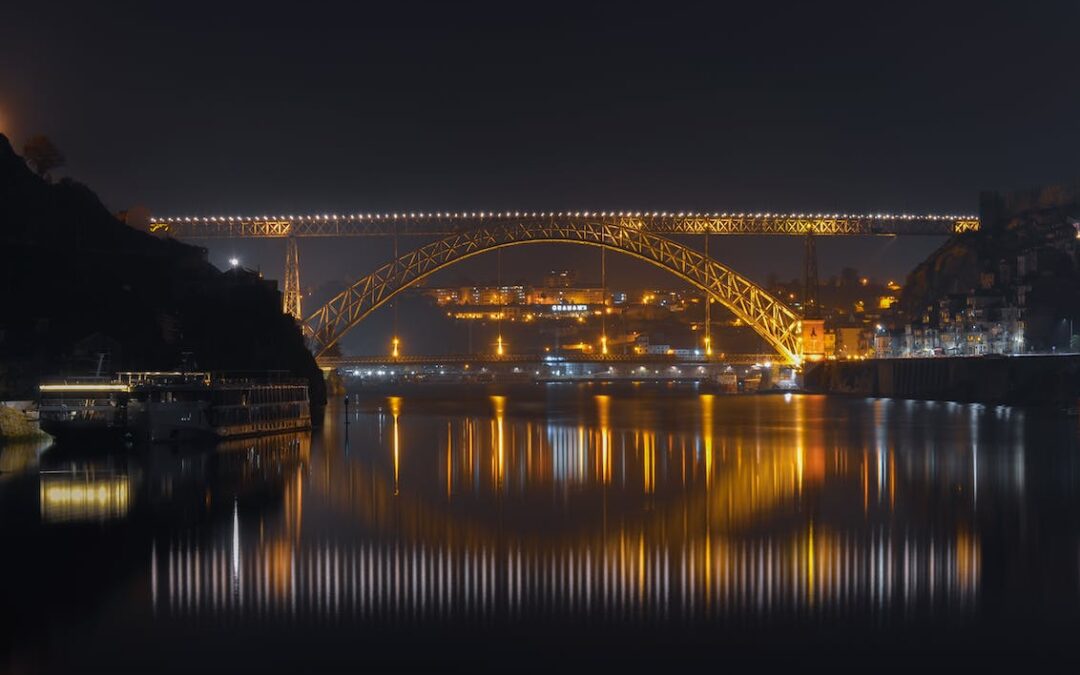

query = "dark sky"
[3,0,1079,296]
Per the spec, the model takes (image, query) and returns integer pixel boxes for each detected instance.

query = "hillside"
[0,134,326,405]
[898,181,1080,347]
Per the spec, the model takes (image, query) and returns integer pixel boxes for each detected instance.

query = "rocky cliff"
[0,134,326,406]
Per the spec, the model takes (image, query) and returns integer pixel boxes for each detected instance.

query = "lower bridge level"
[318,353,795,385]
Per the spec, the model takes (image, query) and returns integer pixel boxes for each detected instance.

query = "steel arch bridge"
[303,220,805,365]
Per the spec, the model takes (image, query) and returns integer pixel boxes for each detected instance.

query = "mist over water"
[3,385,1080,671]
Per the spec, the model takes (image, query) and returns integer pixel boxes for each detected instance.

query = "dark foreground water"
[2,384,1080,672]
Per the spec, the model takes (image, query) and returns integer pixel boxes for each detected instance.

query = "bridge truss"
[304,221,805,365]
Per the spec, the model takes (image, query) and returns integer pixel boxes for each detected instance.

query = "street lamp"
[228,257,240,268]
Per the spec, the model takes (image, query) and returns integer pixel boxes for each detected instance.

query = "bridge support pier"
[284,235,303,320]
[802,230,819,317]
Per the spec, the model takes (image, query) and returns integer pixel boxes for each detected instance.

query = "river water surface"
[2,385,1080,672]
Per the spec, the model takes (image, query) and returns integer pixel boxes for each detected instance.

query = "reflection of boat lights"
[39,474,131,523]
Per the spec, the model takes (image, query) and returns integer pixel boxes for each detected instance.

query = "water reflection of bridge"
[151,395,1000,621]
[157,526,979,621]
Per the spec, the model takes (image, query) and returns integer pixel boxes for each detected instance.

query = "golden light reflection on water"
[491,395,506,491]
[407,403,815,509]
[388,396,401,496]
[40,471,131,523]
[701,394,713,490]
[596,395,612,484]
[145,393,1018,623]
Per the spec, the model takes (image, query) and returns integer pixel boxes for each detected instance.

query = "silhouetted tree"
[22,135,65,181]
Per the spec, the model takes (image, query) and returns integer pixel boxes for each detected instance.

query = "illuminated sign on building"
[802,319,826,361]
[551,304,588,312]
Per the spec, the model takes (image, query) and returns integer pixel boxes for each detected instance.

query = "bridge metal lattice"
[283,236,302,320]
[304,221,805,365]
[150,211,980,238]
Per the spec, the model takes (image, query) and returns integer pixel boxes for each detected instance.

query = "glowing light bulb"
[600,335,608,355]
[228,257,240,268]
[391,337,400,358]
[496,335,505,356]
[704,335,713,356]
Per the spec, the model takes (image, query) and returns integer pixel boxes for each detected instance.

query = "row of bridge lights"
[385,335,728,359]
[385,333,730,360]
[387,335,508,357]
[390,334,509,357]
[386,329,721,361]
[389,334,511,356]
[389,334,625,359]
[156,212,977,223]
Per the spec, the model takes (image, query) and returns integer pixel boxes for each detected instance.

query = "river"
[2,384,1079,671]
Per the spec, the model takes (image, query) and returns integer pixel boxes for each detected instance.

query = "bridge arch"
[303,221,804,365]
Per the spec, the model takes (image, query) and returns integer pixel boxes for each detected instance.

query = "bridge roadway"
[149,211,980,238]
[317,352,778,369]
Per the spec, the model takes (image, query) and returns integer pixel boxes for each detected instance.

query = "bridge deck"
[150,212,979,238]
[318,353,780,368]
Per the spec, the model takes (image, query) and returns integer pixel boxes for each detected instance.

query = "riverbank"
[0,404,50,444]
[804,354,1080,405]
[0,133,326,406]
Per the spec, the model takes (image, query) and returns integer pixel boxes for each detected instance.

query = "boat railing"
[41,371,307,392]
[116,372,212,387]
[40,399,118,409]
[211,371,309,387]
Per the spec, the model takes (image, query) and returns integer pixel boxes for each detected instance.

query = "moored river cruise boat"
[38,371,311,443]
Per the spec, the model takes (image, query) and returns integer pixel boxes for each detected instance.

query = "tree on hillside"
[22,135,65,181]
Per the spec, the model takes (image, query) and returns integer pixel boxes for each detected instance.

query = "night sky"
[3,1,1079,299]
